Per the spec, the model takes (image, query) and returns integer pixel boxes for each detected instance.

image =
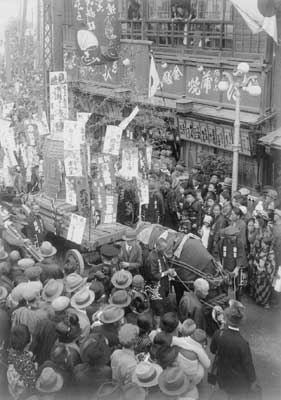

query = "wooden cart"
[33,195,127,273]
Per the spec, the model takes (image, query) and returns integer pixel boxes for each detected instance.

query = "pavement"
[199,294,281,400]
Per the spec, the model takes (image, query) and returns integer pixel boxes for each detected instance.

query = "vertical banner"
[49,71,69,136]
[63,120,83,178]
[103,125,123,156]
[67,213,86,245]
[73,0,120,66]
[119,147,139,179]
[77,112,91,144]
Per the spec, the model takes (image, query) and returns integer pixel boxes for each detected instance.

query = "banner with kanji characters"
[73,0,120,67]
[49,71,69,136]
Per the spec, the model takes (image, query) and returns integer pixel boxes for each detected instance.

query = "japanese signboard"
[49,71,69,136]
[178,117,251,156]
[103,125,122,156]
[67,213,87,245]
[156,62,261,110]
[73,0,120,67]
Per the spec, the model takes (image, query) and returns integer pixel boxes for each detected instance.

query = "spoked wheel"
[64,249,85,275]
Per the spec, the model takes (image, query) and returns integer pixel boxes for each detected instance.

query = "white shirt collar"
[126,242,132,252]
[228,325,239,331]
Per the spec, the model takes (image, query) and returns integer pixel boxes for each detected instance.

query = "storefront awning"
[259,127,281,149]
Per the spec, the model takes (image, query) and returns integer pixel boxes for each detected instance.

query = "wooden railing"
[120,19,265,55]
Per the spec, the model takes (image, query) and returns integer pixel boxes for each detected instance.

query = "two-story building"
[44,0,280,189]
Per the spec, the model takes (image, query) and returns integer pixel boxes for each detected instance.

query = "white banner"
[77,112,91,144]
[67,213,86,245]
[64,120,80,150]
[103,125,123,156]
[49,71,69,136]
[65,177,77,206]
[119,106,139,130]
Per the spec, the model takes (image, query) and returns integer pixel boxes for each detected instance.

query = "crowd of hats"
[0,175,280,400]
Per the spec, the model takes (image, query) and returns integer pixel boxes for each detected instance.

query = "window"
[148,0,171,19]
[196,0,232,20]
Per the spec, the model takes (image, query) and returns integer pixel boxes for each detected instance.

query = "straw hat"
[132,362,163,388]
[158,366,191,396]
[18,258,35,270]
[39,241,57,258]
[70,288,95,310]
[51,296,70,312]
[36,367,63,393]
[64,273,87,293]
[109,290,132,308]
[42,279,64,302]
[98,305,124,324]
[111,270,132,289]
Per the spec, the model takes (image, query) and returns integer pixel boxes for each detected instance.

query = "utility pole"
[20,0,28,56]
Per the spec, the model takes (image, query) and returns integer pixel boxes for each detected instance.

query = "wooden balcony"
[120,19,267,58]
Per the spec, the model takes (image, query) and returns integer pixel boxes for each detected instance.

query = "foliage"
[199,153,232,179]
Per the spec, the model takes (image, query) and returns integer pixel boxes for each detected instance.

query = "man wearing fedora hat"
[39,241,63,284]
[119,229,142,275]
[132,361,163,398]
[93,305,125,350]
[210,302,258,399]
[36,366,64,396]
[158,366,198,399]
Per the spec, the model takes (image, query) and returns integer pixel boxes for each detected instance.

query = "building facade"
[44,0,280,189]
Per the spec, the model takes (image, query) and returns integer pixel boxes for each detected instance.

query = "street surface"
[200,294,281,400]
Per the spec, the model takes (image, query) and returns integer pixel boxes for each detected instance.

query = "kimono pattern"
[253,227,276,306]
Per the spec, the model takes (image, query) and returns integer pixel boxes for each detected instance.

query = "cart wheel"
[64,249,85,275]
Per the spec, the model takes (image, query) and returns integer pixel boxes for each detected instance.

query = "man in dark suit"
[210,302,258,399]
[119,229,142,275]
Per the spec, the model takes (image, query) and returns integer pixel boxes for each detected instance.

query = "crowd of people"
[0,159,280,400]
[141,162,281,309]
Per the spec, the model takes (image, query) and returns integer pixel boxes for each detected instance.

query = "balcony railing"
[120,19,265,56]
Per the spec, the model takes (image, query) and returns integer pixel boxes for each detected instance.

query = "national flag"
[148,55,161,98]
[230,0,277,42]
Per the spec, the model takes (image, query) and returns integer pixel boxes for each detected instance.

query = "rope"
[173,272,222,311]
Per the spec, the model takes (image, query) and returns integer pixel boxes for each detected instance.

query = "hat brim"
[109,293,132,308]
[40,247,57,258]
[70,290,95,310]
[99,308,125,324]
[65,277,88,293]
[36,373,64,393]
[158,372,190,396]
[111,273,133,289]
[132,364,163,388]
[42,280,64,302]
